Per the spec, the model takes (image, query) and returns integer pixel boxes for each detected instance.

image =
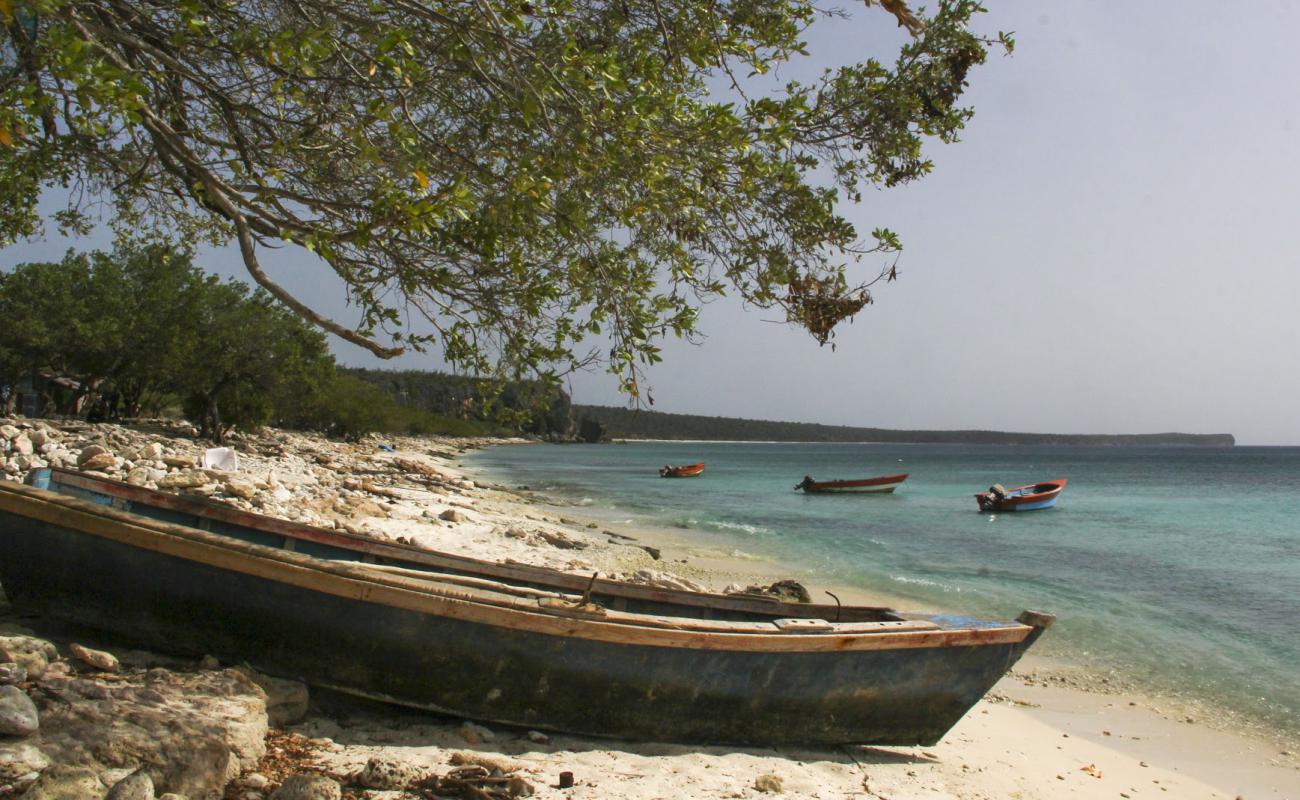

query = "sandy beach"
[1,421,1296,799]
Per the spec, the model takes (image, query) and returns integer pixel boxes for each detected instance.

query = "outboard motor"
[989,483,1008,500]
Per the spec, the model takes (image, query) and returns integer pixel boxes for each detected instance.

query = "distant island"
[574,406,1235,446]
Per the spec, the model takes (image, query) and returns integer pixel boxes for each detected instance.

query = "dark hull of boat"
[0,485,1047,746]
[798,473,909,494]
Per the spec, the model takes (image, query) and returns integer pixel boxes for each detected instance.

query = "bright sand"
[296,438,1299,800]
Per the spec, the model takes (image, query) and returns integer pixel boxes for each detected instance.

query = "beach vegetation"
[1,0,1009,398]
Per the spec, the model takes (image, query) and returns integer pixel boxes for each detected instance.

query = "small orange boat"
[659,462,705,478]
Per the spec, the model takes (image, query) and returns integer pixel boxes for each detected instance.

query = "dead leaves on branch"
[785,273,873,346]
[867,0,925,36]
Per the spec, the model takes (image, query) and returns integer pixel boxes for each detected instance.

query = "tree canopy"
[1,0,1009,396]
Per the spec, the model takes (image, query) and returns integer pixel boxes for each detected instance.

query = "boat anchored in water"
[795,473,909,494]
[975,479,1068,512]
[659,462,705,478]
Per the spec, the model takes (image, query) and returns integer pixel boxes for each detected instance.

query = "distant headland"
[574,405,1235,446]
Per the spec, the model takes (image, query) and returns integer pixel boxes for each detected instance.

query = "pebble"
[269,775,341,800]
[0,662,27,685]
[526,730,550,744]
[70,642,120,672]
[459,721,495,743]
[0,684,39,736]
[358,756,420,790]
[754,774,783,793]
[105,770,155,800]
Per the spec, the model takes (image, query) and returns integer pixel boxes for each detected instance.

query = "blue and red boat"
[975,479,1067,512]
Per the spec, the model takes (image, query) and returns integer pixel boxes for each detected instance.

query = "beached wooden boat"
[975,479,1068,512]
[659,462,705,478]
[0,468,1054,746]
[795,473,909,494]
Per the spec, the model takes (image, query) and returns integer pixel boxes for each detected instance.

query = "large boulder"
[29,668,267,800]
[0,685,39,736]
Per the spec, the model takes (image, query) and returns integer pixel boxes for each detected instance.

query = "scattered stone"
[357,756,420,790]
[236,669,309,727]
[223,478,259,500]
[79,452,118,472]
[105,770,156,800]
[0,662,27,685]
[754,774,784,793]
[238,773,270,791]
[70,642,121,672]
[534,530,588,550]
[12,435,34,457]
[0,685,39,736]
[0,741,50,784]
[640,545,662,560]
[15,765,103,800]
[730,579,811,604]
[449,752,522,774]
[525,730,550,745]
[76,444,111,466]
[269,775,341,800]
[439,509,465,523]
[458,721,496,744]
[158,470,209,490]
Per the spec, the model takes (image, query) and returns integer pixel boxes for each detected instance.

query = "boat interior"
[25,468,925,629]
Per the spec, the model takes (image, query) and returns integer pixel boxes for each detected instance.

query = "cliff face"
[573,406,1235,446]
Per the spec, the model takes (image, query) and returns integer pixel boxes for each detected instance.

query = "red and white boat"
[659,462,705,478]
[974,479,1067,512]
[794,473,909,494]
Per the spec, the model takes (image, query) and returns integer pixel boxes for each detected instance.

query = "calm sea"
[466,442,1300,737]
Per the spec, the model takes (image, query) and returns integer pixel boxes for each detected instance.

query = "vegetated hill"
[573,406,1235,446]
[343,368,572,437]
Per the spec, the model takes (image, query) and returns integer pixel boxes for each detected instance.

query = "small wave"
[714,522,769,535]
[891,574,965,593]
[577,497,594,506]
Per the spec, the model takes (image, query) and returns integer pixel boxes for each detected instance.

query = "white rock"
[69,642,120,672]
[269,775,341,800]
[105,770,155,800]
[12,435,34,456]
[458,721,495,743]
[0,685,39,736]
[76,444,111,467]
[358,756,420,790]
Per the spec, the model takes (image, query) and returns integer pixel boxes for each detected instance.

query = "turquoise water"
[467,442,1300,736]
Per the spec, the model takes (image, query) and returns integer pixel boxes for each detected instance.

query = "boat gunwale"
[0,480,1034,653]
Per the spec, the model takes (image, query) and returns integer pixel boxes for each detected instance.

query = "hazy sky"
[5,2,1299,444]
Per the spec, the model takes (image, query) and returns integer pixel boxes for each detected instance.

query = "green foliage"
[1,0,1010,397]
[277,373,499,440]
[343,367,572,438]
